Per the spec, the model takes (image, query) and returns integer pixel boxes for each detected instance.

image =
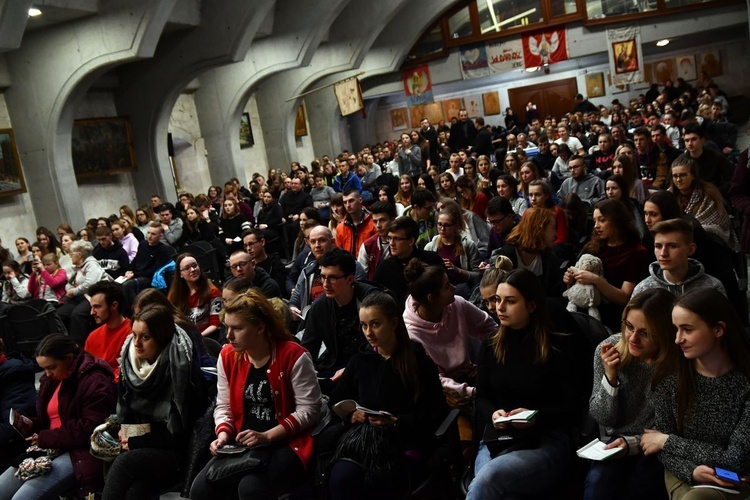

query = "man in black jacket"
[242,228,287,298]
[228,249,282,299]
[472,117,493,158]
[122,222,176,313]
[420,117,440,168]
[299,248,378,394]
[93,227,129,280]
[449,109,477,152]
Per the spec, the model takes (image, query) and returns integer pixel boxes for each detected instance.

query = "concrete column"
[114,0,273,204]
[3,0,176,230]
[194,0,349,183]
[0,0,33,52]
[254,0,411,168]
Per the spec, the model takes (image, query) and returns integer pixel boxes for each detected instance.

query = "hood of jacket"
[647,258,706,294]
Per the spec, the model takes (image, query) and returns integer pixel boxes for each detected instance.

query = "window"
[586,0,657,20]
[448,5,474,39]
[549,0,579,17]
[405,23,447,64]
[477,0,544,35]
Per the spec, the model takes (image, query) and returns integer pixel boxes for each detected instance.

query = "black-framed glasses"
[320,274,346,284]
[487,215,508,226]
[437,222,454,229]
[386,235,409,243]
[230,261,251,270]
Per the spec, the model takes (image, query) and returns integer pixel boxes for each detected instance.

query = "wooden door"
[508,77,578,124]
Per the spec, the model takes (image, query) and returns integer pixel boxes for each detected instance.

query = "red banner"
[402,65,434,106]
[522,29,568,69]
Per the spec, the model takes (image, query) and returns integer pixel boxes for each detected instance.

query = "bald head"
[309,226,333,258]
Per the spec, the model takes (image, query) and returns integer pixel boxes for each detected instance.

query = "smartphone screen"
[715,467,740,483]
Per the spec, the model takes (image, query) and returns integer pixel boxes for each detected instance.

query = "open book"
[332,399,393,419]
[9,409,33,438]
[492,410,537,425]
[576,439,622,461]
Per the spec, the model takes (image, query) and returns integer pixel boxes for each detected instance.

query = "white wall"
[0,94,37,244]
[290,99,317,167]
[238,94,271,179]
[169,92,212,197]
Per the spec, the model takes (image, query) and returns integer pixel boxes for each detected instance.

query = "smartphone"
[715,467,741,483]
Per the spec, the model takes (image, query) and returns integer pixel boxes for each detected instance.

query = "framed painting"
[612,39,638,75]
[423,102,444,125]
[606,71,628,94]
[71,117,136,179]
[482,92,501,115]
[585,72,605,98]
[391,108,408,131]
[295,103,308,138]
[0,128,26,197]
[698,51,721,78]
[675,55,697,81]
[409,105,425,129]
[442,98,463,122]
[240,112,254,148]
[465,94,483,118]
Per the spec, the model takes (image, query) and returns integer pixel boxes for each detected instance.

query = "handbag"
[90,416,122,462]
[204,445,269,484]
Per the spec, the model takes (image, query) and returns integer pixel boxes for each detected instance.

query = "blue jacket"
[333,172,362,194]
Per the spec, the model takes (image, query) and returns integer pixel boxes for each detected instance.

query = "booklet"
[492,410,538,425]
[691,485,739,494]
[332,399,392,419]
[576,439,622,461]
[9,409,33,438]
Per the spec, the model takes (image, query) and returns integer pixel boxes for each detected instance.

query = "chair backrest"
[569,311,611,352]
[202,337,222,362]
[3,300,67,357]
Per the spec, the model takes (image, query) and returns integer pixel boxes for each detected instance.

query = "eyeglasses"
[320,274,346,284]
[672,173,689,180]
[386,235,410,243]
[180,262,199,272]
[244,240,260,248]
[487,215,508,226]
[623,320,650,340]
[482,295,500,308]
[230,261,251,270]
[437,222,454,229]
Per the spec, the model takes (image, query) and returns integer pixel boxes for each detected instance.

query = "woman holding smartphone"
[585,289,678,499]
[641,289,750,498]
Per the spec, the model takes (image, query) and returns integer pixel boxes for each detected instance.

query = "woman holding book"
[584,289,678,500]
[467,269,588,499]
[0,334,116,499]
[641,289,750,498]
[103,304,206,500]
[328,291,449,500]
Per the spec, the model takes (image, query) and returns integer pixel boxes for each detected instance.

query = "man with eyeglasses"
[557,155,605,206]
[299,248,378,394]
[485,196,517,256]
[403,188,437,250]
[372,216,444,304]
[228,249,282,300]
[289,226,366,320]
[242,228,287,298]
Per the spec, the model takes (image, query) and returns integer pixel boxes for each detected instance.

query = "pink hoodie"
[403,294,497,397]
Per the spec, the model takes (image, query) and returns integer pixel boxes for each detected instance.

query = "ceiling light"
[28,8,42,16]
[656,39,670,47]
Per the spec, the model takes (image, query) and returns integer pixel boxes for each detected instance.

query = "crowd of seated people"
[1,76,750,499]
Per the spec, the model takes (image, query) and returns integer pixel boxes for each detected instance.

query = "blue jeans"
[466,431,570,500]
[0,453,75,500]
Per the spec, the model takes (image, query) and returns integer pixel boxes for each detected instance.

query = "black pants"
[190,442,304,500]
[102,448,182,500]
[56,295,92,343]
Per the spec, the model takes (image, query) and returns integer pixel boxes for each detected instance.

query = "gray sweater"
[589,334,655,455]
[632,259,726,298]
[653,370,750,484]
[557,173,605,205]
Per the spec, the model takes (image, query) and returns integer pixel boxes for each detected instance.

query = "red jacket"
[361,233,387,281]
[336,210,377,256]
[214,340,321,468]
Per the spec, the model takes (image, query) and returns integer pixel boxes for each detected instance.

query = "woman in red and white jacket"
[190,289,322,499]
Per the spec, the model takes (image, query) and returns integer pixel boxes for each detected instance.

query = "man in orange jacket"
[335,188,377,256]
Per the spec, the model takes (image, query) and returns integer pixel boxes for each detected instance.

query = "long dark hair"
[673,289,750,433]
[36,334,81,360]
[360,292,419,401]
[490,269,553,364]
[646,191,681,221]
[168,253,214,316]
[583,199,640,254]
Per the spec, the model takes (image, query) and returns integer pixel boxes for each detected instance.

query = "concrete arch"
[255,0,414,167]
[194,0,350,182]
[113,0,274,205]
[4,0,177,230]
